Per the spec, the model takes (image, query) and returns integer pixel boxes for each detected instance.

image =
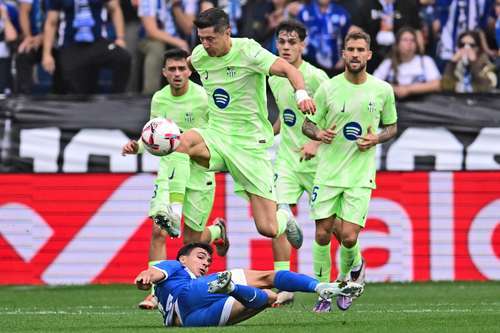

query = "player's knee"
[257,223,278,238]
[341,234,358,248]
[315,227,331,245]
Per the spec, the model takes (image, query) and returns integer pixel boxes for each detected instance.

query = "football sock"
[339,241,362,280]
[148,260,162,294]
[274,261,290,271]
[207,224,222,242]
[312,240,331,283]
[171,201,183,218]
[273,270,318,293]
[229,285,269,309]
[275,209,288,237]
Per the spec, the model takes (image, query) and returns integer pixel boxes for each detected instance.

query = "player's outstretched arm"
[302,118,336,143]
[269,58,316,114]
[356,123,397,152]
[134,267,166,290]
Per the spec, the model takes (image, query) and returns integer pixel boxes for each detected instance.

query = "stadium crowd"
[0,0,499,96]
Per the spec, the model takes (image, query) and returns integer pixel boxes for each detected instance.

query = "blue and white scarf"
[73,0,95,42]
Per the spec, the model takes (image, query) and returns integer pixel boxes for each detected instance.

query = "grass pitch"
[1,282,499,333]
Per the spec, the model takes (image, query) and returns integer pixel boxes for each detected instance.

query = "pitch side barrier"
[0,94,499,284]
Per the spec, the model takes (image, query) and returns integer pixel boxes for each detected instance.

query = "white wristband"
[295,89,310,104]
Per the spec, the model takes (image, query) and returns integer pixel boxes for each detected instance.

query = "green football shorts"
[275,163,315,205]
[194,128,276,201]
[310,185,372,227]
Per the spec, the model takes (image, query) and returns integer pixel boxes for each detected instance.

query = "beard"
[346,61,366,73]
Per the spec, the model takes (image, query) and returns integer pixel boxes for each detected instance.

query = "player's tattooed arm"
[377,123,398,143]
[357,123,398,151]
[302,118,336,144]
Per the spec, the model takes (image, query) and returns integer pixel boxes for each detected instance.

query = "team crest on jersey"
[213,88,230,109]
[185,112,193,123]
[226,67,236,78]
[283,109,296,127]
[343,122,362,141]
[368,101,376,113]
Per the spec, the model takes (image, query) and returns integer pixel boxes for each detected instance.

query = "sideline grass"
[1,282,499,333]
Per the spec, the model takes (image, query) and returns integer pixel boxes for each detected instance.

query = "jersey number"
[311,186,319,202]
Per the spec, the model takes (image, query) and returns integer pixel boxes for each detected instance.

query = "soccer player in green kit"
[173,8,316,252]
[302,30,398,312]
[267,19,329,308]
[122,48,229,309]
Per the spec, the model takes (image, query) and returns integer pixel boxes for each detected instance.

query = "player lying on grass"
[135,242,363,327]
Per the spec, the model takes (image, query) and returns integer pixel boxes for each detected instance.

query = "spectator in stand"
[238,0,274,46]
[120,0,141,93]
[353,0,422,73]
[16,0,64,94]
[138,0,194,94]
[441,30,497,92]
[436,0,493,72]
[297,0,352,76]
[374,26,441,99]
[488,0,500,87]
[43,0,131,94]
[0,0,17,96]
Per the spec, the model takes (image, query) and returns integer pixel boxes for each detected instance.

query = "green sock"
[274,261,290,271]
[207,225,222,242]
[339,241,362,280]
[312,240,331,283]
[148,260,162,295]
[275,209,288,237]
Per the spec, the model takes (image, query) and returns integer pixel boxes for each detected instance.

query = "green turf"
[1,282,499,333]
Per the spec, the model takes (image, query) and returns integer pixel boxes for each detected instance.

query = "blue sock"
[229,284,268,309]
[274,270,318,293]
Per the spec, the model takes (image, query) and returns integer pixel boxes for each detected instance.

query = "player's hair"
[344,30,371,49]
[163,48,189,65]
[194,8,230,33]
[275,19,307,41]
[176,242,213,260]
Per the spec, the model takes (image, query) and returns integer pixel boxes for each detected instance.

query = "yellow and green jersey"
[310,73,397,189]
[150,80,209,131]
[191,38,278,149]
[269,60,328,173]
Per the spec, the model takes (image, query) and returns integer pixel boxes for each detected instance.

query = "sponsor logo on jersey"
[283,109,296,126]
[185,112,193,123]
[343,121,362,141]
[213,88,230,109]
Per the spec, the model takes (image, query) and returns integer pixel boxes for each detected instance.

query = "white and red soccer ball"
[141,117,181,156]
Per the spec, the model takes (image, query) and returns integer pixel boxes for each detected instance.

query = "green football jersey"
[310,73,397,189]
[269,61,328,173]
[150,80,212,191]
[150,80,208,130]
[191,38,278,149]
